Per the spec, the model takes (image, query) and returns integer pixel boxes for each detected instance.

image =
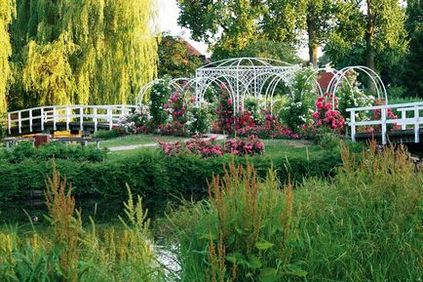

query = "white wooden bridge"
[6,102,423,145]
[7,105,137,135]
[347,101,423,145]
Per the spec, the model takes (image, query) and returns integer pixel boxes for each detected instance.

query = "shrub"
[158,135,265,157]
[312,93,345,132]
[189,107,212,134]
[1,142,107,163]
[150,78,171,128]
[279,67,316,132]
[116,105,152,134]
[92,129,123,139]
[0,144,342,200]
[238,111,300,139]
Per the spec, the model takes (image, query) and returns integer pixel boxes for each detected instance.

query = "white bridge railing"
[7,105,138,135]
[347,102,423,145]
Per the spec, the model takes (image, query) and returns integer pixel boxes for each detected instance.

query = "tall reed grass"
[167,142,423,281]
[0,163,163,281]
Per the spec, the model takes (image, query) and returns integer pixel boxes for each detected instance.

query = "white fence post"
[66,106,70,131]
[18,111,22,134]
[401,110,407,130]
[350,110,356,142]
[80,107,84,132]
[108,107,113,130]
[29,110,33,132]
[40,108,44,131]
[414,105,420,143]
[7,112,11,135]
[381,107,387,145]
[93,107,98,132]
[53,107,57,131]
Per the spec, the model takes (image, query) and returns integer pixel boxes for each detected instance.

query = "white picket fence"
[347,102,423,144]
[7,105,138,135]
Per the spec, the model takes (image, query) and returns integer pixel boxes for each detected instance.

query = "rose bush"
[312,93,345,132]
[157,135,265,158]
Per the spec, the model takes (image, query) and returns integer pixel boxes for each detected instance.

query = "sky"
[157,0,311,60]
[158,0,210,56]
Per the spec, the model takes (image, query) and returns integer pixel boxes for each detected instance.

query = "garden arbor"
[194,58,301,114]
[137,58,302,114]
[137,59,389,115]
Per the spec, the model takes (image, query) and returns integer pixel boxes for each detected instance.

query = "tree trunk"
[365,0,377,94]
[307,15,319,67]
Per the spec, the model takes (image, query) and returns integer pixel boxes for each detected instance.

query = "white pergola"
[194,58,301,114]
[136,58,389,113]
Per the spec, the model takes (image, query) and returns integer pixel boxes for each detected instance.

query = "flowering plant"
[157,135,265,158]
[361,99,400,132]
[223,135,265,156]
[161,92,189,136]
[238,111,300,139]
[116,105,152,134]
[312,93,345,132]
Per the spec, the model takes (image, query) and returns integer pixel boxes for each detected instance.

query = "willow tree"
[0,0,14,115]
[10,0,158,109]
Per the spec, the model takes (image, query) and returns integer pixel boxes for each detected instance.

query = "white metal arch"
[195,57,300,114]
[327,66,388,109]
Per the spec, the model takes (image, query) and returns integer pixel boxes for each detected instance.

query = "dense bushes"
[166,144,423,281]
[0,145,342,199]
[0,142,107,163]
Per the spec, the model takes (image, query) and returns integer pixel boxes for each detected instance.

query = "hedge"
[0,148,343,200]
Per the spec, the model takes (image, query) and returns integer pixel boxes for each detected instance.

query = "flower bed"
[157,135,265,157]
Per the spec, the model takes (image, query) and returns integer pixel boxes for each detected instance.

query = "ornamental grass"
[166,141,422,281]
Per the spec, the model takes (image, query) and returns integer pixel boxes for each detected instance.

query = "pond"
[0,195,173,229]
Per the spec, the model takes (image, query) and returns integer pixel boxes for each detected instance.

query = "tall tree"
[9,0,158,109]
[302,0,333,66]
[325,0,407,75]
[178,0,261,59]
[0,0,14,115]
[178,0,333,65]
[158,34,204,78]
[403,0,423,97]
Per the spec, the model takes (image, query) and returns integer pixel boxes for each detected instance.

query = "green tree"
[158,34,204,78]
[403,0,423,97]
[178,0,333,66]
[301,0,333,66]
[325,0,408,75]
[178,0,266,58]
[0,0,14,115]
[213,39,300,63]
[9,0,158,109]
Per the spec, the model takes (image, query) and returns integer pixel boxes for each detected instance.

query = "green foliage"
[178,0,260,57]
[1,142,107,163]
[336,71,375,119]
[158,34,204,78]
[189,107,211,134]
[0,0,14,115]
[150,78,171,128]
[403,0,423,97]
[92,129,123,140]
[0,143,342,200]
[324,0,408,84]
[9,0,158,109]
[279,68,316,131]
[213,39,300,63]
[166,144,423,281]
